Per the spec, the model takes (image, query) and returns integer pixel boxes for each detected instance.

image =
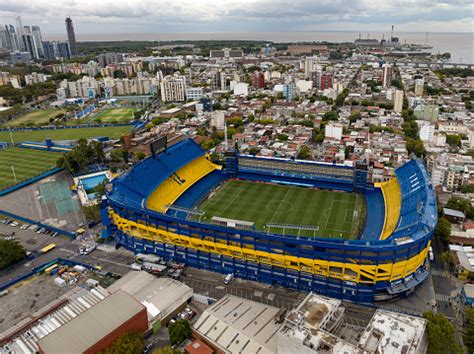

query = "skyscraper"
[15,16,25,51]
[394,90,404,113]
[65,17,77,56]
[382,64,393,88]
[32,26,44,58]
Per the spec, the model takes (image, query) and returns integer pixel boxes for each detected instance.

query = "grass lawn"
[0,148,61,190]
[198,180,365,239]
[0,125,132,143]
[91,107,135,124]
[3,109,66,128]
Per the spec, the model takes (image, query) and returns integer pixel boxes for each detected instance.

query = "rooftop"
[107,271,192,322]
[193,294,281,354]
[358,309,427,354]
[37,290,146,354]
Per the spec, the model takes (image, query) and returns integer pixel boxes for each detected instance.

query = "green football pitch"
[91,107,135,124]
[3,109,66,127]
[0,148,60,190]
[0,125,132,143]
[198,179,366,239]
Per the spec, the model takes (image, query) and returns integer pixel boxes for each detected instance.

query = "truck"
[142,262,167,275]
[135,253,161,264]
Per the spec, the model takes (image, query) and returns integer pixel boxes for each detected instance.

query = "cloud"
[0,0,471,35]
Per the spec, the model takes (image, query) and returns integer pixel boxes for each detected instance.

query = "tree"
[99,331,144,354]
[297,145,311,160]
[93,141,105,163]
[464,308,474,354]
[153,346,180,354]
[83,204,101,223]
[0,240,26,270]
[135,151,146,160]
[277,133,288,141]
[113,70,127,79]
[422,312,461,354]
[446,134,462,147]
[323,110,338,121]
[435,218,451,245]
[446,196,474,219]
[168,319,191,346]
[406,138,426,158]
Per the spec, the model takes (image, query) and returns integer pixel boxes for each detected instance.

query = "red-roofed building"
[185,339,214,354]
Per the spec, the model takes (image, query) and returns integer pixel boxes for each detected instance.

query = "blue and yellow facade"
[102,139,437,303]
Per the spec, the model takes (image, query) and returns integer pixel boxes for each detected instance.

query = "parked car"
[224,273,233,285]
[20,224,29,230]
[10,221,19,227]
[36,228,46,234]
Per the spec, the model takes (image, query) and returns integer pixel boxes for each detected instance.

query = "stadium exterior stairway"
[375,178,402,240]
[146,156,220,213]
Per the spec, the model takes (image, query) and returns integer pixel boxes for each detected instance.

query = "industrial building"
[1,286,111,353]
[193,295,283,354]
[108,271,193,326]
[37,290,148,354]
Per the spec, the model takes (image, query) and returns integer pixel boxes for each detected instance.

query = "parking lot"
[0,171,85,232]
[0,273,88,334]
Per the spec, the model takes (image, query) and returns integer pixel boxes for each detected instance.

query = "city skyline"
[0,0,472,36]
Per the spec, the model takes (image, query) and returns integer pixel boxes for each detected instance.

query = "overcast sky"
[0,0,472,38]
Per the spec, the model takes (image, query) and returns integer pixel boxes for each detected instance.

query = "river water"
[47,31,474,63]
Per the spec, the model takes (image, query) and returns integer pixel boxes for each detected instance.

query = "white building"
[210,111,225,131]
[296,80,313,94]
[415,78,424,96]
[278,293,428,354]
[394,90,404,113]
[160,74,186,102]
[232,82,249,97]
[382,64,392,88]
[185,87,204,100]
[304,56,319,79]
[418,121,435,143]
[325,122,344,141]
[24,72,46,86]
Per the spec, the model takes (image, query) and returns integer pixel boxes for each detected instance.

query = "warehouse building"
[1,286,111,353]
[37,290,148,354]
[108,271,193,326]
[192,295,282,354]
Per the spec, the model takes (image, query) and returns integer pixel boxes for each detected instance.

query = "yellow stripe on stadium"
[375,178,402,240]
[146,156,220,213]
[110,211,429,284]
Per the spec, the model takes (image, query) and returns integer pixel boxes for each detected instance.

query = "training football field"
[0,148,60,191]
[91,107,135,123]
[198,179,365,239]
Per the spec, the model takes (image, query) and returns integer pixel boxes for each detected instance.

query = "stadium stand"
[103,139,437,303]
[376,178,402,240]
[146,156,220,213]
[172,170,226,210]
[359,189,385,241]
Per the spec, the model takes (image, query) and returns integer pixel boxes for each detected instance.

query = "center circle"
[266,200,292,213]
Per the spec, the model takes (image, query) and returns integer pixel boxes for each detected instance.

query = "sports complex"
[102,139,437,302]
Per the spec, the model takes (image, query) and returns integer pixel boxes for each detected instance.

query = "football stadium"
[102,138,437,303]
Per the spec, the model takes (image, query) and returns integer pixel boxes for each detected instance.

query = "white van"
[224,273,233,285]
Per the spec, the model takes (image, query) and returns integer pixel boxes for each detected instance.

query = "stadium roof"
[37,290,145,354]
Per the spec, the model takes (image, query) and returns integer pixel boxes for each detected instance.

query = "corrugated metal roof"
[37,290,145,354]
